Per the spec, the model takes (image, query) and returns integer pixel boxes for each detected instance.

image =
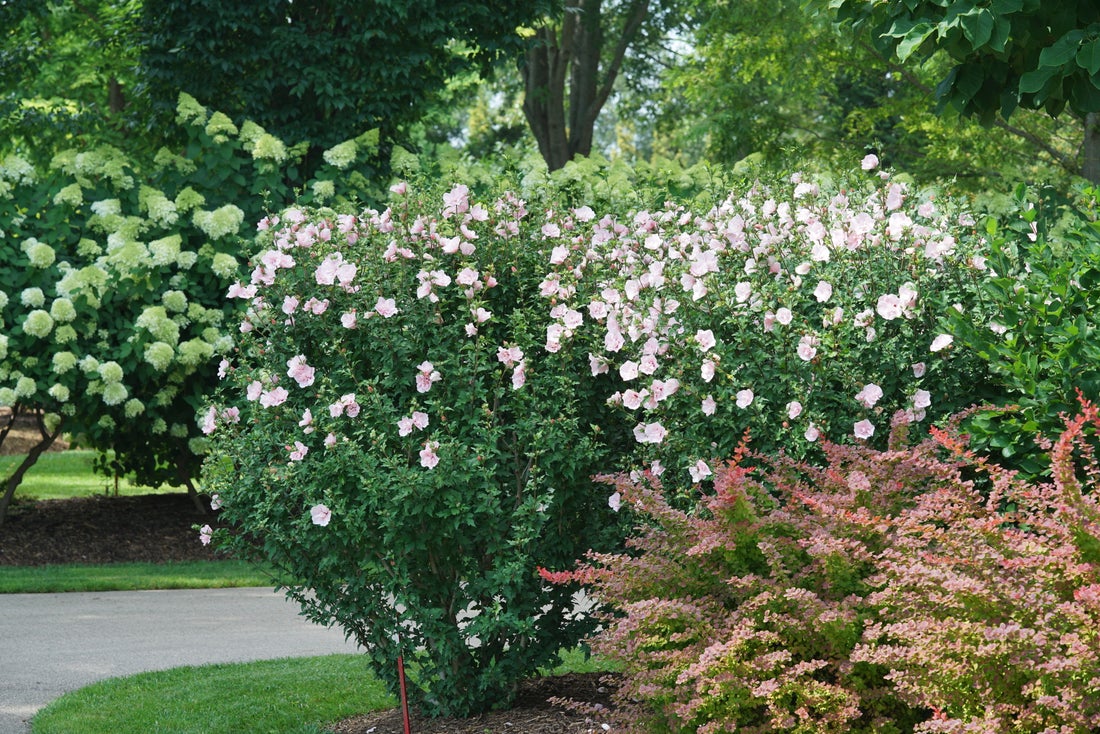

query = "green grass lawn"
[0,559,280,593]
[30,654,396,734]
[3,449,184,500]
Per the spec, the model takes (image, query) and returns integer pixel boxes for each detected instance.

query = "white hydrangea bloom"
[52,351,78,373]
[143,342,175,372]
[193,204,245,240]
[24,239,56,268]
[252,134,288,163]
[148,235,182,266]
[169,422,189,438]
[79,355,101,373]
[211,252,239,279]
[140,186,179,228]
[177,250,198,269]
[53,325,77,343]
[177,338,214,367]
[323,140,357,169]
[204,111,238,140]
[162,290,188,313]
[14,375,37,398]
[48,384,70,402]
[0,387,15,406]
[23,310,54,338]
[175,92,207,126]
[312,179,335,201]
[124,398,145,418]
[21,287,45,307]
[53,183,84,207]
[90,198,121,217]
[135,306,181,344]
[49,298,76,322]
[101,382,128,406]
[174,187,205,212]
[98,361,124,384]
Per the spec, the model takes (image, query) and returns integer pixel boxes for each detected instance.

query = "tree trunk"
[521,0,649,171]
[0,409,64,527]
[1083,112,1100,185]
[108,76,126,114]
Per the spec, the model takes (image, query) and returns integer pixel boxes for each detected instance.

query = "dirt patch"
[0,410,70,456]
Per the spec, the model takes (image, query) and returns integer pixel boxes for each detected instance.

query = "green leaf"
[960,8,994,50]
[1077,39,1100,75]
[893,21,936,61]
[1019,67,1055,95]
[1038,30,1085,69]
[991,0,1023,12]
[988,15,1011,53]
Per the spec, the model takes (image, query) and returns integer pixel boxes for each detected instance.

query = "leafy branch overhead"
[830,0,1100,122]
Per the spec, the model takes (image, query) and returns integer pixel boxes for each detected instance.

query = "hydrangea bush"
[551,401,1100,732]
[0,94,380,521]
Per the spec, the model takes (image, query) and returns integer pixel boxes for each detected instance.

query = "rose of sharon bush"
[537,163,990,502]
[201,183,630,717]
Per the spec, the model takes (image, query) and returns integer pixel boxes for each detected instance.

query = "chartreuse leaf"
[897,21,936,61]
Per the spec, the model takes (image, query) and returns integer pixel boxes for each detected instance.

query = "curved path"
[0,587,362,734]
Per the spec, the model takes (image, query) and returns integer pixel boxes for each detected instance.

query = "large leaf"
[1019,67,1056,95]
[1038,30,1086,69]
[960,7,994,50]
[897,22,936,61]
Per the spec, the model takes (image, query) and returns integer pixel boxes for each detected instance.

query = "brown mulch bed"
[0,419,622,733]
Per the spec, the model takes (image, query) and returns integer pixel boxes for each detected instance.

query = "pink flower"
[930,334,953,352]
[209,494,222,511]
[412,411,429,430]
[736,389,754,408]
[695,329,716,352]
[475,307,492,323]
[287,355,316,388]
[689,460,712,483]
[622,389,647,410]
[390,181,407,195]
[299,408,314,433]
[853,419,875,440]
[861,153,879,170]
[563,309,583,329]
[310,504,331,526]
[589,353,609,376]
[416,361,441,393]
[876,293,903,320]
[913,389,932,409]
[776,307,793,325]
[397,416,415,436]
[619,361,640,381]
[282,295,300,315]
[324,432,337,448]
[804,422,820,442]
[734,282,752,303]
[420,440,440,469]
[787,400,803,419]
[632,421,668,444]
[608,492,622,513]
[442,184,469,218]
[199,524,213,546]
[912,362,926,377]
[226,282,258,299]
[813,281,833,302]
[260,386,289,408]
[339,393,360,417]
[303,297,329,314]
[497,345,524,366]
[288,441,309,461]
[201,406,217,435]
[701,395,716,416]
[550,245,569,264]
[855,383,883,409]
[796,334,818,362]
[511,360,527,389]
[375,296,399,318]
[246,380,263,401]
[341,310,357,329]
[456,267,479,286]
[701,358,717,383]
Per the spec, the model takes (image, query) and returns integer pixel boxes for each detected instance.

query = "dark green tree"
[829,0,1100,182]
[136,0,553,175]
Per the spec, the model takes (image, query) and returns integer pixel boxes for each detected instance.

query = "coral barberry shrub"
[559,405,1100,732]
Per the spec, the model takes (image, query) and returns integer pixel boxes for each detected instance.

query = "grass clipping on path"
[31,654,394,734]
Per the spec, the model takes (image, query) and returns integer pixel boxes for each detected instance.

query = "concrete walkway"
[0,588,362,734]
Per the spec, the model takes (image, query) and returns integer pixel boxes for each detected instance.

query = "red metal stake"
[397,654,412,734]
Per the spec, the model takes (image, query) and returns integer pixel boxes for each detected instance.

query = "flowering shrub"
[541,155,990,502]
[551,403,1100,733]
[0,93,380,521]
[202,182,628,717]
